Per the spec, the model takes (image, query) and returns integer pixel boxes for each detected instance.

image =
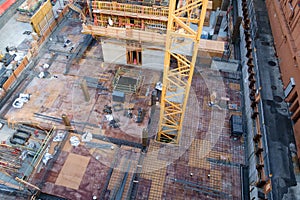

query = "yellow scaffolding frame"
[157,0,208,144]
[30,0,53,36]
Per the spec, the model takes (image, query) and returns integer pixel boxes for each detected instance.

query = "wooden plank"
[44,89,61,109]
[16,13,31,22]
[82,25,225,53]
[14,56,28,77]
[2,74,16,91]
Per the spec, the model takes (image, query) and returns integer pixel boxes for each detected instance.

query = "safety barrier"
[2,56,29,91]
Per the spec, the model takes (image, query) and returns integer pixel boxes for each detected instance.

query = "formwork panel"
[55,153,90,190]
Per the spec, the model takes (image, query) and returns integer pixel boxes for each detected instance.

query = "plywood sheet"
[55,153,90,190]
[229,83,240,90]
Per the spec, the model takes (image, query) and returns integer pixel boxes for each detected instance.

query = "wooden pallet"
[16,13,31,23]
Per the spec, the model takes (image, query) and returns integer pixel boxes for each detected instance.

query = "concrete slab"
[211,59,239,72]
[0,123,14,142]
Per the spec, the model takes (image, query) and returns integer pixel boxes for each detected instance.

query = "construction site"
[0,0,299,199]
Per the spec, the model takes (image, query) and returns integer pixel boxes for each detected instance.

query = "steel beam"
[157,0,208,144]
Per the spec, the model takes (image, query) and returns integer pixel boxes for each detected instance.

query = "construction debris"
[42,152,53,165]
[81,132,92,142]
[155,81,162,91]
[103,105,112,114]
[38,71,45,78]
[17,0,43,16]
[135,108,145,123]
[12,93,31,109]
[109,119,120,128]
[1,52,16,67]
[53,131,65,142]
[70,136,80,146]
[113,104,123,112]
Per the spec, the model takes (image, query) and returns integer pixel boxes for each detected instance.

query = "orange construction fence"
[2,56,29,91]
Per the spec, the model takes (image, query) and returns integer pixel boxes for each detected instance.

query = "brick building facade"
[265,0,300,158]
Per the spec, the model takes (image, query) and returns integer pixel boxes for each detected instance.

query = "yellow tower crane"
[157,0,208,143]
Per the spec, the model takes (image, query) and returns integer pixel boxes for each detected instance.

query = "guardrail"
[92,1,169,17]
[2,56,29,92]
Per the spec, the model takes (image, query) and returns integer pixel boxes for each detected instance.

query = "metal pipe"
[15,177,40,191]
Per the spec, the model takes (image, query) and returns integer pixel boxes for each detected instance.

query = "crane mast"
[157,0,208,143]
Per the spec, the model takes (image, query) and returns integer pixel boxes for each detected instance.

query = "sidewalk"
[0,0,16,15]
[0,16,32,54]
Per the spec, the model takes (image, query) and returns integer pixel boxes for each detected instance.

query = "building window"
[127,50,142,65]
[130,18,134,24]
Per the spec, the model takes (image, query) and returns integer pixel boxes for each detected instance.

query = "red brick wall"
[265,0,300,158]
